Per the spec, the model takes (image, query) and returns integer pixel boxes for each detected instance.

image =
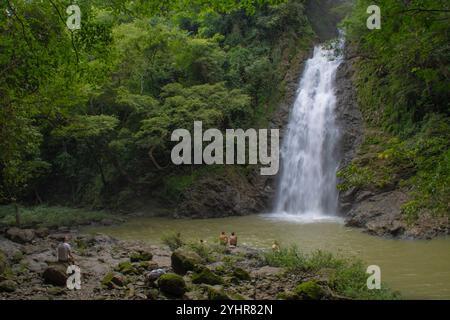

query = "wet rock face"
[333,45,449,239]
[334,46,364,181]
[305,0,349,42]
[176,177,263,218]
[334,48,410,238]
[346,190,409,237]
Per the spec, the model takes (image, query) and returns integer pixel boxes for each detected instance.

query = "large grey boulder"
[5,228,35,244]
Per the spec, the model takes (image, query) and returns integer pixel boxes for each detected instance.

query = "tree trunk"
[14,200,20,226]
[35,189,43,204]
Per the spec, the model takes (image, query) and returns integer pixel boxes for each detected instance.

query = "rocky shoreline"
[0,226,396,300]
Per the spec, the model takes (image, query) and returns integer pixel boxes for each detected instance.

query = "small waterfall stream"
[273,40,344,222]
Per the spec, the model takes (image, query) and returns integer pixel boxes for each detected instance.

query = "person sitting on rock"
[219,232,228,246]
[229,232,237,247]
[57,235,75,264]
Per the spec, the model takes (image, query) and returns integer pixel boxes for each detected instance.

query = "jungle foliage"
[341,0,450,219]
[0,0,313,210]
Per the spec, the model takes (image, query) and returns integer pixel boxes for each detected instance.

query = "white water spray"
[270,40,344,223]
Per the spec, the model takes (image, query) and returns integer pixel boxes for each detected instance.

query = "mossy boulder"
[114,261,138,275]
[145,288,160,300]
[101,272,126,289]
[135,261,158,272]
[158,273,187,297]
[232,267,251,281]
[171,248,202,275]
[294,281,325,300]
[192,268,224,285]
[0,280,16,292]
[206,286,230,300]
[129,250,153,262]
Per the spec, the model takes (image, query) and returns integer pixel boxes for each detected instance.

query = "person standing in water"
[219,232,228,246]
[229,232,237,247]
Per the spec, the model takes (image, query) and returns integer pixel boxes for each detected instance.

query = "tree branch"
[48,0,80,64]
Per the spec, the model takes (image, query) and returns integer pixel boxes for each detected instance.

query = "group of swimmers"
[218,232,280,251]
[219,231,237,247]
[57,232,280,266]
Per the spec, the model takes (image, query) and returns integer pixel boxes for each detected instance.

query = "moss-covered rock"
[158,273,187,297]
[101,272,126,288]
[0,280,16,292]
[191,268,224,285]
[206,286,230,300]
[129,250,153,262]
[135,261,158,272]
[145,288,160,300]
[232,267,251,281]
[276,291,298,300]
[294,281,325,300]
[171,248,202,275]
[114,261,138,275]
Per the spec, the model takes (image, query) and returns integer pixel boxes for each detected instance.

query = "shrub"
[0,205,111,228]
[294,281,324,300]
[264,246,399,300]
[162,232,184,251]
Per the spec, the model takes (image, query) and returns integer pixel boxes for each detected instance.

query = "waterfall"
[272,40,344,222]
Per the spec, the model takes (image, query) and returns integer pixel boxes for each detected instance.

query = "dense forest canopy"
[0,0,313,210]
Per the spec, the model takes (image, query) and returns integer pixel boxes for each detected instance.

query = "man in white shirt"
[57,235,75,264]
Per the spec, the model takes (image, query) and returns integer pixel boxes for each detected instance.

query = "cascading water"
[271,40,344,222]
